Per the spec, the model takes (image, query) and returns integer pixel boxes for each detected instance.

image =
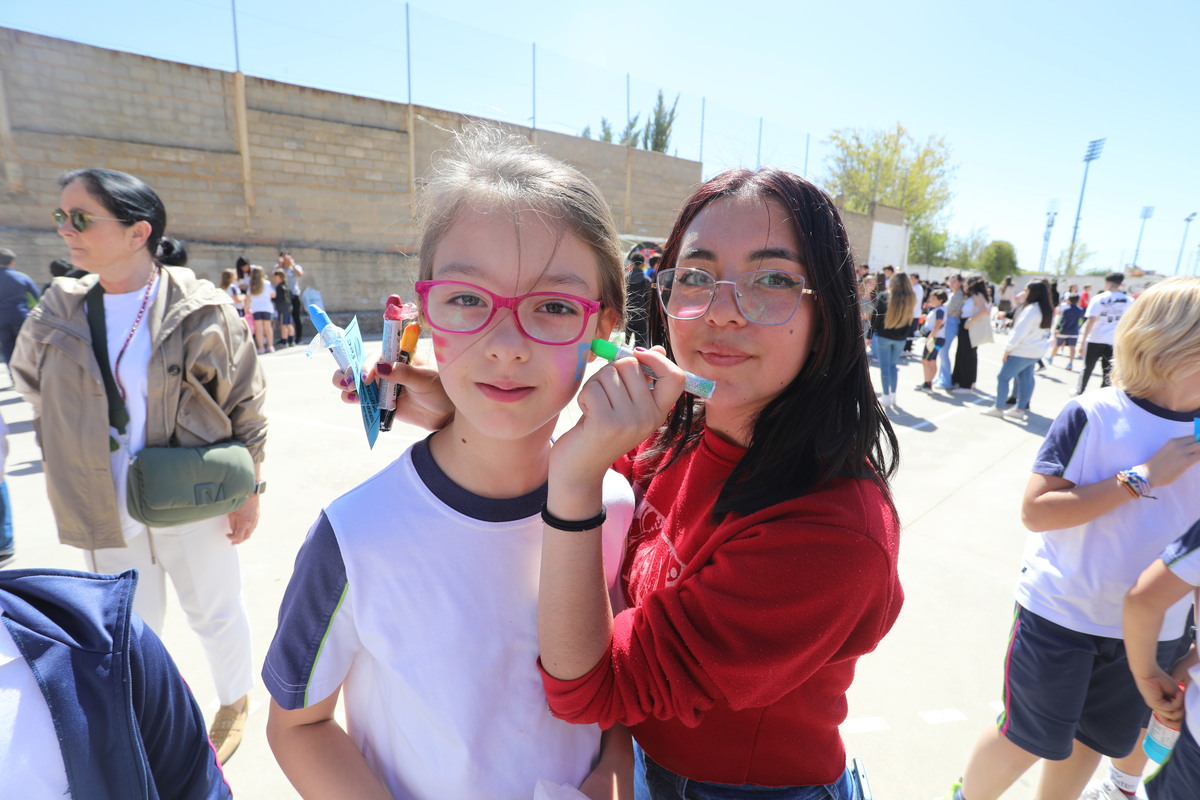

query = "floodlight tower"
[1065,138,1105,274]
[1131,206,1154,269]
[1176,213,1197,275]
[1040,200,1059,274]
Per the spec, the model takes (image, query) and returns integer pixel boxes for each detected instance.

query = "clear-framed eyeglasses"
[413,280,602,346]
[655,267,814,326]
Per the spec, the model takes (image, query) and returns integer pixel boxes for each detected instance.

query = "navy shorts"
[998,605,1191,759]
[922,338,944,362]
[1146,721,1200,800]
[278,311,293,325]
[252,311,273,321]
[1056,335,1077,347]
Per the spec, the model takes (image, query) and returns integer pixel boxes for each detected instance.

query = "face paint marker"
[590,338,716,399]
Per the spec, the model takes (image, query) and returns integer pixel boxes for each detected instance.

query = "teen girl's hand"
[331,356,454,432]
[1140,435,1200,489]
[550,347,686,489]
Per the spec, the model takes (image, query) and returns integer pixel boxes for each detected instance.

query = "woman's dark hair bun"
[156,237,188,267]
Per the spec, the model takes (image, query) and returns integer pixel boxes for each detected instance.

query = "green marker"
[590,339,716,399]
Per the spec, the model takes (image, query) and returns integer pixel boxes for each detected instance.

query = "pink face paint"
[430,331,449,363]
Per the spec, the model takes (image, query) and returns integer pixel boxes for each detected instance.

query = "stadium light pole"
[1131,205,1154,269]
[1040,200,1059,274]
[1065,138,1105,275]
[1176,212,1197,275]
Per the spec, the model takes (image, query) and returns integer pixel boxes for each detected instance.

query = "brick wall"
[0,28,701,313]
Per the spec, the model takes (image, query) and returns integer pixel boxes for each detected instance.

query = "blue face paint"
[573,340,591,382]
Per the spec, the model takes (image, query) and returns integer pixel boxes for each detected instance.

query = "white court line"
[898,394,991,433]
[268,411,365,435]
[920,708,968,725]
[842,717,891,734]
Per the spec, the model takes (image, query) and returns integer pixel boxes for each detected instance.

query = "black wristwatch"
[252,480,268,495]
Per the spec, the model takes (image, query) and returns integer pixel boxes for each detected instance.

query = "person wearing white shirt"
[1076,272,1132,394]
[982,280,1053,420]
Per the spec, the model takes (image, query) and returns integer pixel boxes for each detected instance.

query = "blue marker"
[1194,416,1199,443]
[307,304,381,447]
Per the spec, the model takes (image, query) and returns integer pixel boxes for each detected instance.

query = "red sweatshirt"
[541,428,903,786]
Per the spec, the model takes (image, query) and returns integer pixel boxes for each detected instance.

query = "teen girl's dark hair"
[1023,279,1054,328]
[645,168,899,516]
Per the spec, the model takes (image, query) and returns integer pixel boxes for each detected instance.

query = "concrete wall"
[838,199,909,270]
[0,29,701,313]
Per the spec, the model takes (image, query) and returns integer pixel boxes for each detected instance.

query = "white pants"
[88,516,253,706]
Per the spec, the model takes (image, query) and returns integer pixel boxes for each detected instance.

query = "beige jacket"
[11,267,267,550]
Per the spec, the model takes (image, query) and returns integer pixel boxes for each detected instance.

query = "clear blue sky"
[4,0,1198,276]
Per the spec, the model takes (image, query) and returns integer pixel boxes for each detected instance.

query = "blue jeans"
[935,316,959,388]
[994,355,1039,410]
[875,337,904,396]
[639,747,859,800]
[0,482,12,553]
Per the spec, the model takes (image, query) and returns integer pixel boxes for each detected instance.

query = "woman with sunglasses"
[11,168,266,766]
[536,169,903,799]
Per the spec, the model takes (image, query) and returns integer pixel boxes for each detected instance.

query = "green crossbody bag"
[86,280,255,527]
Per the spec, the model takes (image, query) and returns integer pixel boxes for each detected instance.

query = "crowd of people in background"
[858,264,1146,419]
[219,252,307,353]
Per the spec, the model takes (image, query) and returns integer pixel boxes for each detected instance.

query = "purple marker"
[590,338,716,399]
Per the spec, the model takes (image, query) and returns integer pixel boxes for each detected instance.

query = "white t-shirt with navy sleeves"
[263,435,634,800]
[1159,518,1200,740]
[1015,387,1200,640]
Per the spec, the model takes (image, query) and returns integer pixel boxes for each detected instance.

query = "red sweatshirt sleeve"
[541,481,901,729]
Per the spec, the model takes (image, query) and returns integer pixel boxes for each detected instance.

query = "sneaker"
[981,406,1006,418]
[940,780,963,800]
[209,695,248,765]
[1066,363,1074,371]
[915,382,932,392]
[1005,395,1017,406]
[1079,778,1132,800]
[1012,409,1030,422]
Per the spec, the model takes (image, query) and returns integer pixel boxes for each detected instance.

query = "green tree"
[909,224,949,266]
[618,114,641,147]
[640,90,679,153]
[977,240,1019,282]
[581,91,678,152]
[822,123,956,262]
[946,227,989,271]
[1054,242,1095,275]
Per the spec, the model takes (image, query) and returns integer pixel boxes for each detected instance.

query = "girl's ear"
[593,307,619,348]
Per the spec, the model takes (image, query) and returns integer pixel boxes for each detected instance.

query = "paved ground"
[0,333,1119,799]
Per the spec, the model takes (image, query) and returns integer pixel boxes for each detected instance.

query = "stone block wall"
[0,28,701,314]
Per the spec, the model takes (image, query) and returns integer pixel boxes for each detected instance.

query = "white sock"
[1108,765,1139,795]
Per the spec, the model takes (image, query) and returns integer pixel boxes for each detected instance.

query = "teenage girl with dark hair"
[982,280,1053,421]
[536,168,904,798]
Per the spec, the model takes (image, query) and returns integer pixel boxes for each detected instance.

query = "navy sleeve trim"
[261,512,349,710]
[1163,519,1200,568]
[1032,400,1089,478]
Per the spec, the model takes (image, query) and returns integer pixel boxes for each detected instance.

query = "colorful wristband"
[1116,468,1156,500]
[541,503,607,532]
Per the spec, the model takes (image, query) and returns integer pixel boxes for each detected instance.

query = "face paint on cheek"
[572,340,591,382]
[430,332,449,363]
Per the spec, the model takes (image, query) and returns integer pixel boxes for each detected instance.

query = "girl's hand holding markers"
[332,357,454,431]
[551,346,687,486]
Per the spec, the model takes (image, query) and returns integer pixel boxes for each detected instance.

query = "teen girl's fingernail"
[634,346,647,352]
[376,362,393,376]
[347,391,358,402]
[339,376,352,388]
